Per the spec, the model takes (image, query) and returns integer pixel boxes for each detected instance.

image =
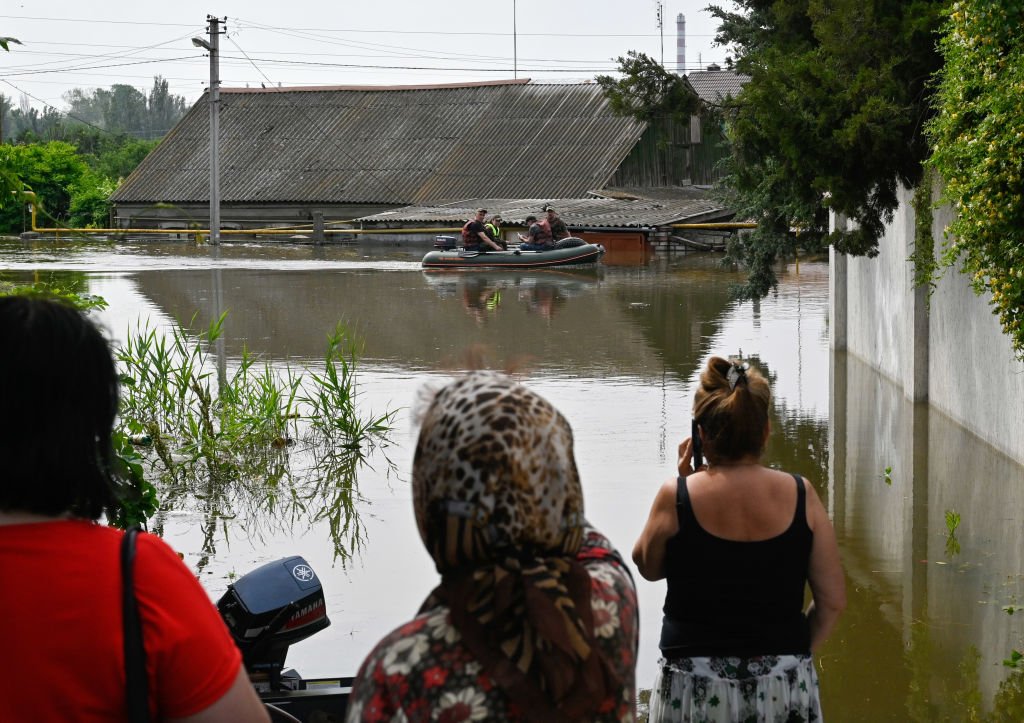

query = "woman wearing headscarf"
[346,371,638,722]
[633,356,846,722]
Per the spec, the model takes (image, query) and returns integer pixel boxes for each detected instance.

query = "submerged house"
[110,78,738,239]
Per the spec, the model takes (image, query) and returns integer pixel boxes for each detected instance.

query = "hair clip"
[727,361,750,391]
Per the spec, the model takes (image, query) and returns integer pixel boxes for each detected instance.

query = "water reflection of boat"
[421,240,604,268]
[423,269,600,323]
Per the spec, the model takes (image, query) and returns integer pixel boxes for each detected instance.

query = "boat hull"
[421,242,603,269]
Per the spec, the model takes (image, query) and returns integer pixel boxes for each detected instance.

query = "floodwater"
[2,238,1022,720]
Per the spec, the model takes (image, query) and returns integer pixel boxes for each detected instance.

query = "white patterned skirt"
[649,654,822,722]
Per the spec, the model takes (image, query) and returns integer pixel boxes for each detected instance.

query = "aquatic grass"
[1006,650,1024,669]
[115,311,394,565]
[945,509,962,558]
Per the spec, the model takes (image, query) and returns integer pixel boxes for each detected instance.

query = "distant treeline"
[1,75,187,143]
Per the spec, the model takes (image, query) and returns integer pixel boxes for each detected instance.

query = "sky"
[0,1,735,113]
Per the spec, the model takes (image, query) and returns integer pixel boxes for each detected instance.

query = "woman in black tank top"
[633,356,846,722]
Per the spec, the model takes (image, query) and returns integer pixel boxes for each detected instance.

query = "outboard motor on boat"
[217,556,330,691]
[434,234,458,250]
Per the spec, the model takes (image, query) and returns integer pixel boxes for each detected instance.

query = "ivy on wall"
[927,1,1024,357]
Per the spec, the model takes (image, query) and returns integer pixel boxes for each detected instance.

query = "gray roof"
[687,69,750,104]
[111,80,646,206]
[356,190,729,229]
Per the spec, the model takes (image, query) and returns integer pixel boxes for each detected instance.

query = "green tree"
[596,50,700,125]
[706,0,946,297]
[96,84,149,137]
[147,76,186,139]
[598,2,945,298]
[62,88,105,128]
[91,137,158,179]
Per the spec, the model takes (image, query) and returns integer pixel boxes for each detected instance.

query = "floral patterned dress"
[345,527,639,722]
[648,654,822,723]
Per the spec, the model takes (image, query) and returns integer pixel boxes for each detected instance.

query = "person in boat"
[462,208,503,252]
[484,214,508,250]
[545,204,571,240]
[517,214,555,251]
[346,371,639,722]
[0,295,270,723]
[633,356,846,722]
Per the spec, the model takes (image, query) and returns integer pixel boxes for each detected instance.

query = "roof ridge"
[219,78,532,94]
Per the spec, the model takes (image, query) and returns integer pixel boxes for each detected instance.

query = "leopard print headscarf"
[413,371,616,720]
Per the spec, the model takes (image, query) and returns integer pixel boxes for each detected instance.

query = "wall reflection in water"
[827,351,1024,719]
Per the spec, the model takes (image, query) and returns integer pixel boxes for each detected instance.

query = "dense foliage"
[709,0,946,297]
[0,142,89,230]
[0,137,156,232]
[927,0,1024,356]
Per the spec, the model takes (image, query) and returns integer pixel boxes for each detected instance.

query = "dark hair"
[0,296,120,519]
[525,215,537,223]
[692,356,771,464]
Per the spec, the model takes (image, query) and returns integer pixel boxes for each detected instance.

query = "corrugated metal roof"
[111,81,646,206]
[356,191,729,229]
[687,69,750,104]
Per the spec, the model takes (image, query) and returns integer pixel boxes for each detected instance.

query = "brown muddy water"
[2,238,1022,720]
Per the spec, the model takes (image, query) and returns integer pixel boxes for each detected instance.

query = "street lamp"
[193,17,221,245]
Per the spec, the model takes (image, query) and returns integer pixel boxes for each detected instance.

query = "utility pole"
[192,16,223,245]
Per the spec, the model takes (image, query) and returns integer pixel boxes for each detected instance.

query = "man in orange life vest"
[518,214,555,251]
[462,208,503,252]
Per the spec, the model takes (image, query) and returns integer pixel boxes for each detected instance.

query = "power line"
[0,14,197,28]
[1,13,719,38]
[4,52,717,77]
[2,55,200,77]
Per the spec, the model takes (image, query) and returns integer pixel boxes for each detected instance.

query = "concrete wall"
[831,182,1024,465]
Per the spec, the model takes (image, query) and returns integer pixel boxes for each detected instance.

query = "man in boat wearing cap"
[462,208,503,252]
[545,205,570,241]
[517,214,555,251]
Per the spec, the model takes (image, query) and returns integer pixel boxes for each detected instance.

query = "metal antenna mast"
[657,2,664,66]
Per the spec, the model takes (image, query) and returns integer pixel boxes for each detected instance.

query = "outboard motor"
[434,234,458,250]
[217,556,330,691]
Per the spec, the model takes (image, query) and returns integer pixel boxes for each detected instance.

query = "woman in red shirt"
[0,296,269,722]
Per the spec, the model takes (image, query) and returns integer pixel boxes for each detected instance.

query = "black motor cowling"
[434,235,458,250]
[217,556,330,688]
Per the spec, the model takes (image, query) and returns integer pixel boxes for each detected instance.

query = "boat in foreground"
[422,238,604,269]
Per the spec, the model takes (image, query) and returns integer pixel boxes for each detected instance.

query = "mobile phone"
[691,418,703,469]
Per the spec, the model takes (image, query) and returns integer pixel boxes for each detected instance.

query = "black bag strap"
[121,526,150,723]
